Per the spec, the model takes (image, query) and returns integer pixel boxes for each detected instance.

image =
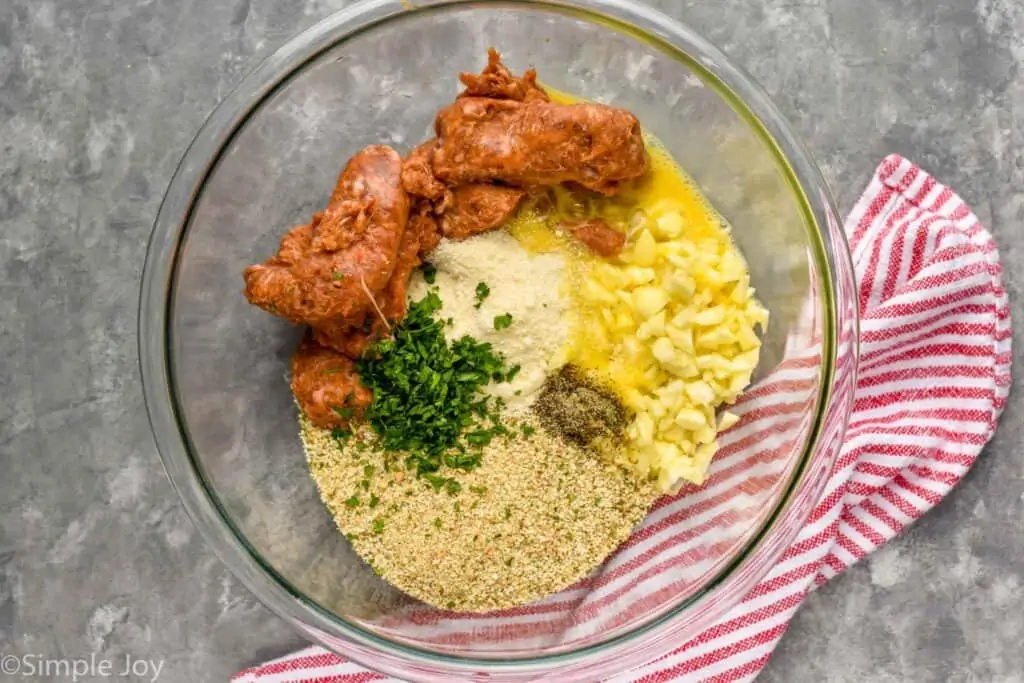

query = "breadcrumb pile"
[302,415,656,612]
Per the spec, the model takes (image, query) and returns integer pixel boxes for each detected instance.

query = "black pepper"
[533,364,628,448]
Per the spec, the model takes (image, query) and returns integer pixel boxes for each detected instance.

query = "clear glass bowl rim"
[138,0,859,677]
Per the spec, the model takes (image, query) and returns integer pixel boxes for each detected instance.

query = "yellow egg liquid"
[504,88,727,384]
[501,86,770,491]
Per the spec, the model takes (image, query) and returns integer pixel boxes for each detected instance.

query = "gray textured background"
[1,0,1022,681]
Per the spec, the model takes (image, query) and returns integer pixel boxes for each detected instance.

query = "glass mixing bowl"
[139,0,859,679]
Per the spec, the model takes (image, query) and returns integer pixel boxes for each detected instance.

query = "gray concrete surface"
[1,0,1022,681]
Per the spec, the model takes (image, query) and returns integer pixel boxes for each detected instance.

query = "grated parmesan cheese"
[407,231,569,414]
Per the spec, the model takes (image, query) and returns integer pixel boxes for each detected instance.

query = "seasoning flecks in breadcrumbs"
[302,414,657,612]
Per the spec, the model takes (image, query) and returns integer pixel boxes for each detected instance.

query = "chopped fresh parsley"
[372,518,385,534]
[332,271,345,281]
[493,313,513,330]
[363,464,375,479]
[369,493,380,508]
[344,495,360,508]
[522,425,536,438]
[468,485,488,495]
[465,429,495,446]
[423,472,462,495]
[443,450,482,470]
[422,263,437,284]
[331,427,351,447]
[332,405,355,420]
[356,291,518,489]
[474,282,490,308]
[433,517,443,529]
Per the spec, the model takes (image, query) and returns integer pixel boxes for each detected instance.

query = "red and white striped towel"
[233,155,1012,683]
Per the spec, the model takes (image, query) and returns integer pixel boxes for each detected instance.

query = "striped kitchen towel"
[233,155,1012,682]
